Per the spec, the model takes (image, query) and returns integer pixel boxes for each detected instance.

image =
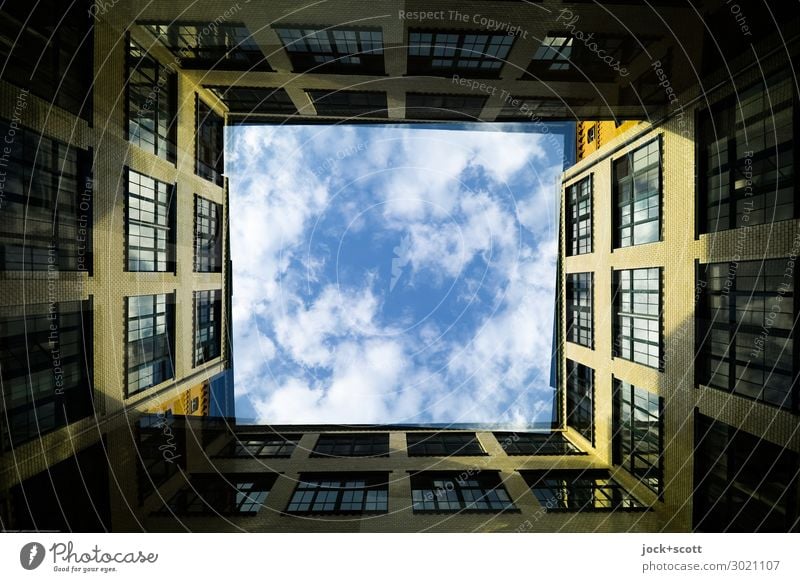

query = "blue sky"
[228,123,564,426]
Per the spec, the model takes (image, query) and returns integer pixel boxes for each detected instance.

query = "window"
[126,293,175,396]
[405,93,487,120]
[136,415,184,502]
[307,90,388,118]
[0,0,93,120]
[196,97,224,186]
[521,470,646,511]
[587,126,595,143]
[613,138,661,248]
[0,300,93,451]
[189,397,200,413]
[411,472,515,513]
[0,120,92,272]
[613,380,663,494]
[567,272,593,348]
[531,35,573,71]
[162,473,275,516]
[194,290,222,366]
[496,96,592,120]
[697,259,798,411]
[311,433,389,457]
[126,169,175,272]
[224,434,301,458]
[286,474,389,514]
[194,195,223,273]
[142,22,270,70]
[275,27,384,74]
[407,31,513,77]
[612,268,662,369]
[699,74,795,234]
[494,432,583,456]
[407,433,485,456]
[565,175,592,256]
[205,86,297,115]
[565,360,594,444]
[126,37,177,162]
[694,414,799,532]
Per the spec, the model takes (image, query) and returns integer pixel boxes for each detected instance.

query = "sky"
[228,123,565,426]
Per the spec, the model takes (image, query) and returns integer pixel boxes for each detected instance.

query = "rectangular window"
[223,434,301,458]
[565,175,592,256]
[565,360,594,444]
[307,90,388,118]
[286,473,389,514]
[194,195,223,273]
[125,169,175,272]
[613,138,661,248]
[521,470,646,512]
[275,27,384,75]
[311,433,389,458]
[697,259,798,411]
[566,272,593,348]
[142,22,270,70]
[0,300,93,451]
[0,0,93,120]
[494,432,583,456]
[407,432,485,456]
[411,472,515,513]
[531,35,573,71]
[0,120,92,272]
[126,37,177,163]
[694,414,799,531]
[196,97,225,186]
[405,93,487,121]
[497,96,591,120]
[126,293,175,396]
[205,86,297,115]
[162,473,275,516]
[613,267,662,369]
[407,31,513,77]
[194,290,222,366]
[699,74,795,234]
[613,379,663,494]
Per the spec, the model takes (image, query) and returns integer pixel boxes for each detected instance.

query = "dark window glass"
[194,290,222,366]
[565,175,592,256]
[141,22,270,70]
[0,0,93,120]
[307,90,388,118]
[494,432,583,456]
[275,27,384,74]
[286,474,389,514]
[522,470,645,511]
[162,473,275,516]
[530,35,573,72]
[566,360,594,444]
[311,433,389,457]
[613,379,663,494]
[0,121,92,272]
[612,267,662,369]
[699,74,795,234]
[126,293,175,396]
[694,414,799,532]
[567,272,593,348]
[205,86,297,115]
[496,96,592,120]
[587,127,595,142]
[405,93,487,120]
[407,433,485,456]
[196,97,224,186]
[224,434,301,458]
[0,300,93,451]
[194,195,222,273]
[137,414,185,503]
[126,37,177,163]
[126,169,175,272]
[411,472,515,513]
[407,31,512,78]
[613,139,661,248]
[697,259,797,411]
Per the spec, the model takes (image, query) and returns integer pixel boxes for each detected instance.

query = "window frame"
[406,432,486,457]
[195,95,225,186]
[274,26,385,75]
[612,267,663,370]
[410,471,517,513]
[219,433,301,458]
[612,136,662,249]
[494,432,585,456]
[565,174,593,256]
[194,194,223,273]
[565,360,594,445]
[310,433,390,458]
[125,293,176,397]
[406,29,513,78]
[284,473,390,515]
[566,271,594,348]
[521,469,647,512]
[160,473,275,516]
[193,289,222,367]
[124,168,176,273]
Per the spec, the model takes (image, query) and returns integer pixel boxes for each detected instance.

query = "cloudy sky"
[228,123,564,426]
